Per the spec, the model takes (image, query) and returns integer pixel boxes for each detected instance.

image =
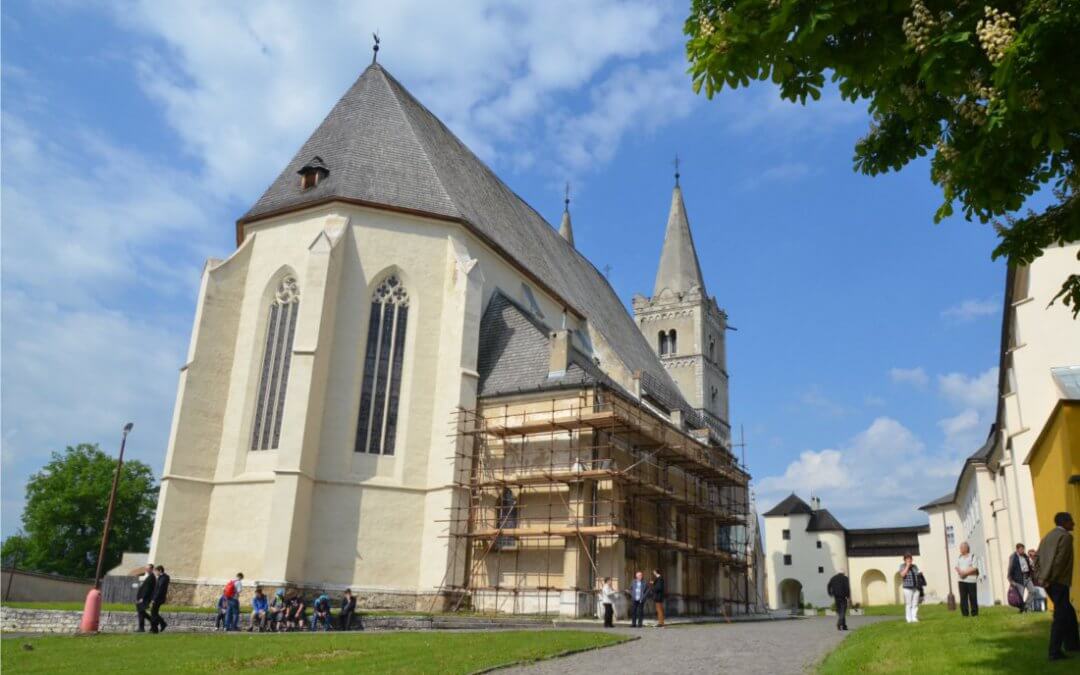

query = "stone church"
[149,61,753,616]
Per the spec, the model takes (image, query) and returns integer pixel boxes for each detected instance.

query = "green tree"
[686,0,1080,314]
[0,444,157,578]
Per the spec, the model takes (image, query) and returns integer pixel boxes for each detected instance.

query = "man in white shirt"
[955,542,980,617]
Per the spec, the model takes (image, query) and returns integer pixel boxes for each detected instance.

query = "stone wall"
[1,607,550,634]
[162,580,463,613]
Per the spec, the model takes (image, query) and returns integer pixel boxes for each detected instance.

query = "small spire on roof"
[372,32,380,64]
[558,182,575,247]
[673,153,680,187]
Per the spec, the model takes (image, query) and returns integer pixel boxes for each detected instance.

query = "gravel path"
[501,615,891,675]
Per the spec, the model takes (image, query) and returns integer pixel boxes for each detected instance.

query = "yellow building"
[1025,369,1080,607]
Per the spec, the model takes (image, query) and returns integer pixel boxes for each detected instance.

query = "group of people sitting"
[213,573,361,632]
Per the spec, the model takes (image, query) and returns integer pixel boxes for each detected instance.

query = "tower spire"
[372,32,380,64]
[558,182,575,247]
[674,153,680,187]
[652,175,704,297]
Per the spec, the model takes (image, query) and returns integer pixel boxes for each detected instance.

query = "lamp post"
[943,511,957,611]
[79,422,134,633]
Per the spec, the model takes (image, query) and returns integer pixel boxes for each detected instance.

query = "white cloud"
[938,409,981,451]
[942,297,999,322]
[889,366,929,387]
[938,368,998,410]
[797,386,851,417]
[755,417,945,527]
[112,0,683,196]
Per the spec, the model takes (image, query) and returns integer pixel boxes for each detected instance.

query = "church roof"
[806,509,845,532]
[242,63,682,400]
[762,493,813,517]
[653,185,705,296]
[476,291,606,397]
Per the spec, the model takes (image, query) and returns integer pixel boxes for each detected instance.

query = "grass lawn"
[1,629,627,673]
[819,604,1070,674]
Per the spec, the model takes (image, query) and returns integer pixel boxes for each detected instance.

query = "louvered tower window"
[251,276,301,450]
[355,275,410,455]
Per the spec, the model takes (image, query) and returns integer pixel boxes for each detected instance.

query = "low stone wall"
[162,581,463,613]
[1,607,551,634]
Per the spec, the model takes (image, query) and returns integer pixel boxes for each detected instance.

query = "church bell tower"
[632,171,730,445]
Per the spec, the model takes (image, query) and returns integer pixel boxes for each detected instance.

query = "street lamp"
[79,422,134,633]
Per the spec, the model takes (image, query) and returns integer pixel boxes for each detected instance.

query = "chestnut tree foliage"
[686,1,1080,314]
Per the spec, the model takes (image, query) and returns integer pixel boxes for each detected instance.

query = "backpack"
[224,579,237,598]
[1007,585,1023,609]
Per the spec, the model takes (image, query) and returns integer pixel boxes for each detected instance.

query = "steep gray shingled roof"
[653,185,705,296]
[243,63,682,400]
[476,292,606,397]
[806,509,845,532]
[762,493,813,517]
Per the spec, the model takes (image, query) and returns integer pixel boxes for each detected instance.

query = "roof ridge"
[370,67,459,218]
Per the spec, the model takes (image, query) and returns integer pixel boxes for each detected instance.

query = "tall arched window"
[355,275,410,455]
[496,488,518,549]
[658,331,668,355]
[251,275,301,450]
[668,329,677,355]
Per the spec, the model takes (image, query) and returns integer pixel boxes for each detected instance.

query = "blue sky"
[1,1,1010,537]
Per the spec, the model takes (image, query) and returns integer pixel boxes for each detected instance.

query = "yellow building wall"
[1028,402,1080,608]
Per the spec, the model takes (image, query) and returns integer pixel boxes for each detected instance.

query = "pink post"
[80,587,102,633]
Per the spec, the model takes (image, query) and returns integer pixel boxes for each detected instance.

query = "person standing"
[1030,549,1048,612]
[340,589,358,630]
[149,565,170,633]
[134,563,156,633]
[599,578,617,628]
[225,572,244,631]
[955,542,980,617]
[826,570,851,631]
[1008,543,1036,613]
[898,554,922,623]
[1036,512,1078,662]
[629,571,648,628]
[651,569,666,627]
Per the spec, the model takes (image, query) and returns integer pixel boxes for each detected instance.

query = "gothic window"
[355,275,410,455]
[708,336,715,361]
[251,276,301,450]
[496,488,518,549]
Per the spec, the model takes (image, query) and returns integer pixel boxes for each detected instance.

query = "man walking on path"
[1037,512,1078,662]
[955,542,980,617]
[651,569,666,627]
[134,563,156,633]
[629,571,648,628]
[826,570,851,631]
[1008,543,1035,612]
[149,565,169,633]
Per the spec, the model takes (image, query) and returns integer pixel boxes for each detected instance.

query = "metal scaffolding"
[438,386,753,617]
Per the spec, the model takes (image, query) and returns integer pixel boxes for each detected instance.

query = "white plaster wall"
[919,505,964,603]
[764,514,835,608]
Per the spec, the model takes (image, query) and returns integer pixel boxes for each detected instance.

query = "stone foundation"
[0,607,549,635]
[161,580,463,613]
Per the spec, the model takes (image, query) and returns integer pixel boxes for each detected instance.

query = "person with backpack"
[224,572,244,631]
[899,553,923,623]
[310,592,333,631]
[826,570,851,631]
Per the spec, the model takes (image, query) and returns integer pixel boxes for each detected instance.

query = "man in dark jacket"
[1008,543,1035,613]
[149,565,170,633]
[339,589,359,630]
[135,563,156,632]
[651,569,666,627]
[827,571,851,631]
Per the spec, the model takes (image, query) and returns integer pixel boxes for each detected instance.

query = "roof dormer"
[298,156,329,191]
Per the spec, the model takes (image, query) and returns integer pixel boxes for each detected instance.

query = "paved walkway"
[502,615,890,674]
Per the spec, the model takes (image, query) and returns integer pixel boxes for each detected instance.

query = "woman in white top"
[898,553,922,623]
[599,577,617,627]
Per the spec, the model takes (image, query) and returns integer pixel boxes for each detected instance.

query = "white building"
[918,241,1080,608]
[762,494,936,609]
